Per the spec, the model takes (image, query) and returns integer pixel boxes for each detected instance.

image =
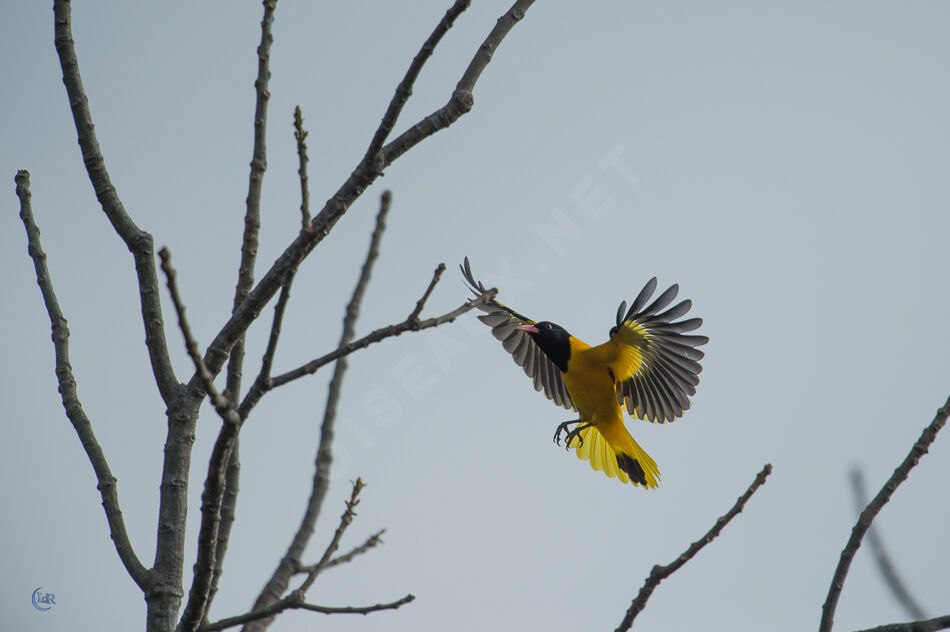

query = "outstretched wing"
[610,277,707,423]
[461,257,575,411]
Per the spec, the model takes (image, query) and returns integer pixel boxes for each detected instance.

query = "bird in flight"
[461,258,707,488]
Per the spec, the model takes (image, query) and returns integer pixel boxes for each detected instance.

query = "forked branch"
[241,193,391,631]
[265,283,494,394]
[197,0,535,388]
[53,0,178,404]
[158,248,243,632]
[16,170,148,590]
[849,468,927,620]
[616,464,773,632]
[819,396,950,632]
[204,480,412,632]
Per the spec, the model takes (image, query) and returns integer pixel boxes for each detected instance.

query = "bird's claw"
[553,419,580,446]
[562,423,593,451]
[553,419,591,451]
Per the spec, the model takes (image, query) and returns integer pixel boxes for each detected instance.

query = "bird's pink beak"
[516,324,539,335]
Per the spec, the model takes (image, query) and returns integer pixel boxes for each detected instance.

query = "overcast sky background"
[2,2,949,631]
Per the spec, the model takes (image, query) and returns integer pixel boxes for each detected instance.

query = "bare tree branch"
[226,0,278,403]
[379,0,534,169]
[297,478,367,594]
[294,106,311,228]
[16,170,149,590]
[204,437,240,626]
[409,263,446,321]
[243,192,391,631]
[203,594,415,631]
[616,463,773,632]
[159,249,244,632]
[850,614,950,632]
[363,0,471,166]
[208,480,411,632]
[197,0,535,390]
[159,249,240,426]
[238,107,312,417]
[204,5,282,616]
[263,287,495,395]
[295,595,415,615]
[297,529,386,573]
[52,0,178,405]
[820,397,950,632]
[850,468,928,620]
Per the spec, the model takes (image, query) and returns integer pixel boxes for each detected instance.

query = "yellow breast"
[562,338,623,423]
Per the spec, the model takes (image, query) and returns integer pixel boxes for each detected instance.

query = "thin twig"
[379,0,535,168]
[409,264,446,322]
[294,106,311,228]
[205,437,240,626]
[266,286,494,394]
[243,193,391,631]
[159,249,244,632]
[201,1,279,623]
[52,0,178,405]
[226,0,277,400]
[850,468,927,620]
[850,614,950,632]
[820,397,950,632]
[297,529,386,573]
[206,481,413,632]
[297,595,415,615]
[257,270,296,392]
[363,0,471,166]
[158,249,238,422]
[616,464,773,632]
[298,478,366,593]
[205,593,412,631]
[16,170,148,590]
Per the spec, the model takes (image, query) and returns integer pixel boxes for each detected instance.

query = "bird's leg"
[553,418,582,446]
[563,422,594,451]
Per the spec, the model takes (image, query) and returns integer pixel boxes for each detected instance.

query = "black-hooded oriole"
[462,258,707,488]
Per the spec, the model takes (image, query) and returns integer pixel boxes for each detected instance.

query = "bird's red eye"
[544,323,552,330]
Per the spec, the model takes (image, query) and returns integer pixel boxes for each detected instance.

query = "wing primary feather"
[656,346,703,376]
[616,300,627,328]
[502,330,522,353]
[649,367,685,417]
[625,277,658,321]
[523,342,536,377]
[643,371,675,422]
[638,284,679,318]
[546,361,562,407]
[648,299,692,323]
[663,341,706,361]
[651,361,694,407]
[652,353,700,390]
[536,350,549,392]
[512,335,529,365]
[643,377,659,422]
[633,378,653,422]
[650,317,703,333]
[661,333,710,348]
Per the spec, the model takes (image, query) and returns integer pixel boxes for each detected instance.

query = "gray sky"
[3,2,949,631]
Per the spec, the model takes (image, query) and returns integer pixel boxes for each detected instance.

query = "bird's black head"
[516,321,572,372]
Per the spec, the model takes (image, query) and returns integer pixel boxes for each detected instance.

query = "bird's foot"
[554,419,592,451]
[553,418,582,446]
[563,423,593,451]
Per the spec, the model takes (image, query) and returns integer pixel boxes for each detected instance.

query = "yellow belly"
[562,343,622,424]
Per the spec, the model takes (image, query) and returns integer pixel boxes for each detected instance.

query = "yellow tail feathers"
[568,423,660,488]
